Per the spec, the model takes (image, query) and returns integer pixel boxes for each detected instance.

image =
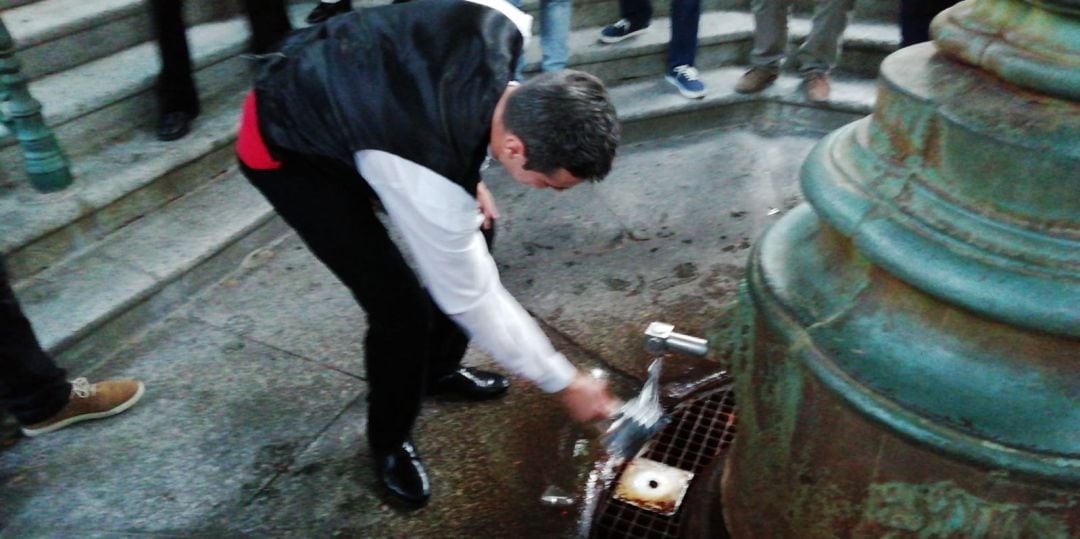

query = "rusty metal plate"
[612,457,695,516]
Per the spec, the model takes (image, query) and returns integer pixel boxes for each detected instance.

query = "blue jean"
[509,0,572,78]
[619,0,701,70]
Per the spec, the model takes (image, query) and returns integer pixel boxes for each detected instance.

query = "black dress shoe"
[374,440,430,508]
[305,0,353,24]
[427,367,510,400]
[156,111,195,142]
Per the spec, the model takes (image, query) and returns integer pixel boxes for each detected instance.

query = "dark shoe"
[803,71,831,102]
[305,0,352,24]
[156,111,195,141]
[734,67,778,94]
[374,440,430,508]
[427,367,509,400]
[599,18,649,44]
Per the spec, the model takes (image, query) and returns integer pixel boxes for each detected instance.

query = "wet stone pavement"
[0,125,822,537]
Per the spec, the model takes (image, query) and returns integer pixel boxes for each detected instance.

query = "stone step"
[13,170,288,372]
[519,0,899,30]
[0,2,317,172]
[6,0,882,369]
[0,4,315,281]
[0,0,38,10]
[0,1,894,166]
[0,14,256,176]
[0,82,252,281]
[792,0,898,24]
[0,0,897,85]
[12,64,876,368]
[0,25,258,280]
[610,64,877,142]
[1,0,241,81]
[523,9,899,80]
[520,0,742,31]
[1,3,889,282]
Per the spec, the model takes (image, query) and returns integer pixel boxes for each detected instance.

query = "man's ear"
[503,134,526,163]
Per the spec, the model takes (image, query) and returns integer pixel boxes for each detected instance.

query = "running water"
[600,357,667,460]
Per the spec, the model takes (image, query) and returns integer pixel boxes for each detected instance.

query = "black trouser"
[240,152,493,451]
[899,0,960,48]
[0,255,70,426]
[149,0,292,115]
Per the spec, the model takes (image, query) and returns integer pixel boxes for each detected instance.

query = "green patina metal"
[933,0,1080,101]
[804,48,1080,337]
[0,19,72,193]
[722,0,1079,536]
[753,206,1078,473]
[861,481,1072,537]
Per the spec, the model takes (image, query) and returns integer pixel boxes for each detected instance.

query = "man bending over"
[236,0,621,508]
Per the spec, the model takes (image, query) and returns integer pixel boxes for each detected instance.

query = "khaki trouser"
[749,0,856,73]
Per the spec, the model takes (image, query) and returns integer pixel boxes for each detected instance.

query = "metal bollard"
[0,18,72,192]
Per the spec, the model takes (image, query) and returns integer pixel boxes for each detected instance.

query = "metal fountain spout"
[600,323,710,461]
[643,322,708,357]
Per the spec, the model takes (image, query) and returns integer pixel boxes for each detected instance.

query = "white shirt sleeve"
[355,150,577,393]
[464,0,533,48]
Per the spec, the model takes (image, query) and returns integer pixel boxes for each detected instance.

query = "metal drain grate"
[591,383,736,538]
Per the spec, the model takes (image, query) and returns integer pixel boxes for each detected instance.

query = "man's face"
[492,131,584,191]
[509,165,583,192]
[494,138,587,193]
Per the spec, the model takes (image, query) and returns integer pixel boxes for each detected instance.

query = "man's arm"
[354,151,611,406]
[476,181,499,230]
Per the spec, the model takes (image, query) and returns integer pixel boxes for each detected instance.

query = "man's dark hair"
[503,70,621,181]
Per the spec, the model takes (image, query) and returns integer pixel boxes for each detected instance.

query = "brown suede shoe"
[22,378,145,437]
[803,72,831,102]
[734,67,778,94]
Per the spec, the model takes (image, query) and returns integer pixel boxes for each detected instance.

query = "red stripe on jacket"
[237,91,282,170]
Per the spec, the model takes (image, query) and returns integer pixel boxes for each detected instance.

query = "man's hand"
[476,181,500,230]
[559,371,619,423]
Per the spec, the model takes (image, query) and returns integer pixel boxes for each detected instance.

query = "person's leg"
[663,0,706,98]
[306,0,353,25]
[242,155,436,506]
[600,0,652,43]
[792,0,854,101]
[748,0,791,71]
[241,156,432,453]
[243,0,292,54]
[424,224,495,381]
[621,0,653,27]
[0,256,145,437]
[420,223,509,401]
[899,0,923,47]
[149,0,199,140]
[667,0,700,70]
[506,0,527,80]
[736,0,789,93]
[0,256,70,426]
[900,0,959,48]
[422,299,469,381]
[792,0,855,74]
[539,0,572,72]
